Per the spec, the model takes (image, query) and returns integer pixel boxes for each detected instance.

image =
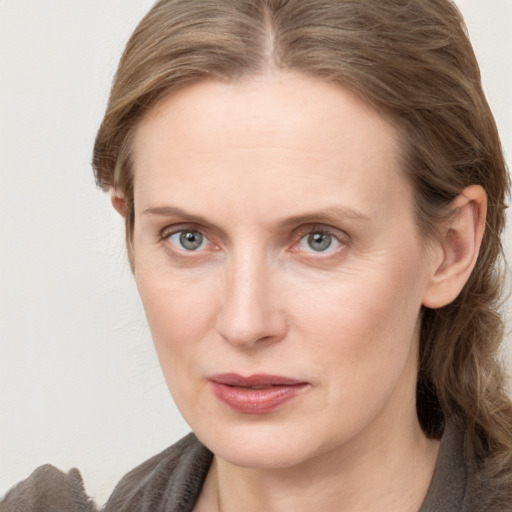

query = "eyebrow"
[142,205,371,228]
[278,206,371,228]
[143,206,211,225]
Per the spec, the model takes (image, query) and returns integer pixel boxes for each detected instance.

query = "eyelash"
[159,224,348,257]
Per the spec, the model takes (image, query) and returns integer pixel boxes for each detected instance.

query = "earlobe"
[110,188,127,218]
[422,185,487,309]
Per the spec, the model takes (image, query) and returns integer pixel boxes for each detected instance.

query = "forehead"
[132,72,411,222]
[135,72,398,160]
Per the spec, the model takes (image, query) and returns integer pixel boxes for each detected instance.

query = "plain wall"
[1,0,511,505]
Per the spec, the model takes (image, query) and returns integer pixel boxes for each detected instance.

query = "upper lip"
[209,373,307,387]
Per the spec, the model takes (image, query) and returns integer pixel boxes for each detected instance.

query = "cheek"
[134,267,218,376]
[298,286,418,376]
[294,251,428,397]
[135,272,220,422]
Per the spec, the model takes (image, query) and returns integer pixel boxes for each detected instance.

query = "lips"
[209,373,309,414]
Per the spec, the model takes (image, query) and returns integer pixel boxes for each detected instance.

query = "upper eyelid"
[292,223,349,242]
[160,223,346,236]
[146,211,228,241]
[160,223,209,239]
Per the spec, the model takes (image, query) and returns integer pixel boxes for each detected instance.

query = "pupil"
[180,231,203,250]
[308,232,332,251]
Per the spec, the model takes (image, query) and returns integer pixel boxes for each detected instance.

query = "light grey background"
[1,0,511,505]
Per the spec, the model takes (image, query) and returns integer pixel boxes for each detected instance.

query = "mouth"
[209,373,310,414]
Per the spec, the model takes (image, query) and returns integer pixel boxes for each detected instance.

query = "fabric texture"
[1,422,510,511]
[0,465,98,512]
[102,434,212,512]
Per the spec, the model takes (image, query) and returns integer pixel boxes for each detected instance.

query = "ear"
[422,185,487,309]
[110,188,127,218]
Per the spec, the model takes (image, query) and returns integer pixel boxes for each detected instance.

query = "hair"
[92,0,512,499]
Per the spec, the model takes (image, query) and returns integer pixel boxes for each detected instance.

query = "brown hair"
[92,0,512,497]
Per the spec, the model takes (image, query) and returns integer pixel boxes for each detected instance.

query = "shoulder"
[421,419,512,512]
[0,465,97,512]
[0,434,212,512]
[103,432,213,512]
[464,458,512,512]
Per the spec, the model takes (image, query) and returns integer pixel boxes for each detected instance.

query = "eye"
[296,230,343,254]
[167,229,210,251]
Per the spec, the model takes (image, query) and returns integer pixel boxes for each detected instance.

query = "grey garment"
[420,420,479,512]
[102,434,212,512]
[420,420,511,512]
[0,465,98,512]
[101,421,494,512]
[1,422,509,512]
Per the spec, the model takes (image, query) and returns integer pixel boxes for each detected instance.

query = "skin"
[119,71,486,511]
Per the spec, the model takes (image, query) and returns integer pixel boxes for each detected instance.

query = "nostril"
[215,314,288,348]
[215,265,288,347]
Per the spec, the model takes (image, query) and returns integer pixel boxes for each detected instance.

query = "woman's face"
[131,72,439,469]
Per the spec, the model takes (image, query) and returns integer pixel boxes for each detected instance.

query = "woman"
[2,0,511,510]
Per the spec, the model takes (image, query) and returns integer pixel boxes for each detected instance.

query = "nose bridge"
[215,244,286,348]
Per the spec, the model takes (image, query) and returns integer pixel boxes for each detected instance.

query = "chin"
[191,417,331,470]
[207,437,309,470]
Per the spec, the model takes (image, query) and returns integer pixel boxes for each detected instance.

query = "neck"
[196,412,440,512]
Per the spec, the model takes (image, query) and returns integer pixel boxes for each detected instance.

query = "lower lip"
[209,381,308,414]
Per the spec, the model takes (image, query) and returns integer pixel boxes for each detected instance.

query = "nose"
[215,253,288,349]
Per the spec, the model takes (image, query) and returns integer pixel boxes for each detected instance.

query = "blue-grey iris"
[308,233,332,252]
[180,231,204,250]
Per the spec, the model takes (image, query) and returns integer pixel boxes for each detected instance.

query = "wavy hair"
[92,0,512,500]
